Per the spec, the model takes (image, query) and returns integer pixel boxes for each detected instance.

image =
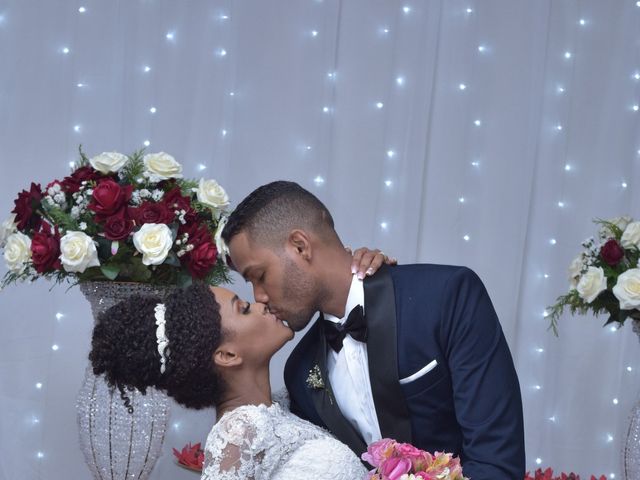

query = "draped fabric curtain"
[1,1,639,478]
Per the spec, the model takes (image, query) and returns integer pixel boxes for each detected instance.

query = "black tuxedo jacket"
[284,264,525,479]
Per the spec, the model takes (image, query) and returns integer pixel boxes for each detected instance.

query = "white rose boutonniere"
[4,232,32,273]
[60,231,101,273]
[576,266,607,303]
[133,223,174,266]
[89,152,129,174]
[142,152,183,182]
[613,268,640,310]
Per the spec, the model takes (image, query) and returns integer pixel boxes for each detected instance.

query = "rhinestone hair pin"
[154,303,170,374]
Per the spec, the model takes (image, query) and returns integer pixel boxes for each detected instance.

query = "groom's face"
[227,231,320,331]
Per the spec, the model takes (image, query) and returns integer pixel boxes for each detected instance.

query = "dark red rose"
[88,179,133,222]
[185,241,218,279]
[130,201,175,225]
[60,166,102,194]
[31,223,61,273]
[103,208,135,240]
[164,187,196,223]
[12,182,43,232]
[179,222,210,246]
[600,239,625,266]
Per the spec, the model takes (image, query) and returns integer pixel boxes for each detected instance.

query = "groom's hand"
[347,247,397,280]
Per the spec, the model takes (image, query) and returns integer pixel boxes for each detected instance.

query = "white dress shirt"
[324,274,382,445]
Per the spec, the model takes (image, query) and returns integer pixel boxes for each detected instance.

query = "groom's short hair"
[222,181,336,247]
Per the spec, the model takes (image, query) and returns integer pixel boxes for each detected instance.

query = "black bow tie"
[322,305,367,352]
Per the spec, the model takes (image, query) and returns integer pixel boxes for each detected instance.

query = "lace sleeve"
[201,408,269,480]
[271,387,290,410]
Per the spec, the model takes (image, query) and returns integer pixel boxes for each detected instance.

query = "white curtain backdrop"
[1,0,639,478]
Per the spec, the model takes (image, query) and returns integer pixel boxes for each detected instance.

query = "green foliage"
[119,149,146,185]
[40,203,78,231]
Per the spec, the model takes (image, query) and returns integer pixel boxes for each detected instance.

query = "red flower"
[12,182,43,232]
[172,442,204,472]
[88,179,133,222]
[103,208,134,241]
[130,201,175,225]
[179,222,210,246]
[163,187,196,223]
[31,223,61,273]
[600,239,624,266]
[185,241,218,279]
[60,166,102,194]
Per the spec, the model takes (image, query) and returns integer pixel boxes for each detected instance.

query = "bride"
[88,249,390,479]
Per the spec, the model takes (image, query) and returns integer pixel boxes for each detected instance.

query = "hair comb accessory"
[155,303,170,374]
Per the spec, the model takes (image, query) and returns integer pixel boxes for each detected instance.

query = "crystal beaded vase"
[623,319,640,479]
[77,282,176,480]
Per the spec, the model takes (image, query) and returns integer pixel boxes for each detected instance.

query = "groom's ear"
[213,345,243,369]
[288,229,312,261]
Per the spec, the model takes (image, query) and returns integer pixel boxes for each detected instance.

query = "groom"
[222,181,525,479]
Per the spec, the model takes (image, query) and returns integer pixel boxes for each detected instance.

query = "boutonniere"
[306,364,334,404]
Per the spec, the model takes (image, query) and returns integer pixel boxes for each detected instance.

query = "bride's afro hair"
[89,282,225,410]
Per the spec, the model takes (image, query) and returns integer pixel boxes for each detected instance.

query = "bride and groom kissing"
[90,180,525,479]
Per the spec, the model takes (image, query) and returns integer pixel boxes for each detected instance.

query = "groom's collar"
[322,274,364,325]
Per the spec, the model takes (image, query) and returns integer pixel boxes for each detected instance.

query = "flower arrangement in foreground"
[173,442,204,472]
[547,217,640,335]
[362,438,467,480]
[525,468,606,480]
[1,148,231,288]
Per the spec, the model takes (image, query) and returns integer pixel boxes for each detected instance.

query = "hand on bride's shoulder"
[347,246,397,280]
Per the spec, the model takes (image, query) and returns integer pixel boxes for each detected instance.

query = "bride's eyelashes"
[242,302,251,314]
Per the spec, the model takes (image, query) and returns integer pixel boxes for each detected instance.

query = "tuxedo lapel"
[309,319,367,455]
[364,265,412,443]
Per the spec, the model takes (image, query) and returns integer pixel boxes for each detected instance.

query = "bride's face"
[211,287,294,362]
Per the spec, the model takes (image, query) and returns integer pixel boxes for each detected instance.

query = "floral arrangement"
[0,148,231,288]
[173,442,204,472]
[547,217,640,335]
[362,438,467,480]
[525,468,606,480]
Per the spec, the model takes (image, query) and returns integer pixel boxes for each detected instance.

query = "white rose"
[600,216,633,238]
[611,216,632,231]
[214,216,229,264]
[60,231,100,273]
[3,232,32,273]
[576,266,607,303]
[613,268,640,310]
[621,222,640,249]
[568,254,585,289]
[142,152,183,182]
[133,223,173,266]
[89,152,129,174]
[0,214,17,246]
[197,178,229,211]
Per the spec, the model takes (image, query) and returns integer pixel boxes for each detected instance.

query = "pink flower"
[379,457,412,480]
[362,438,397,468]
[396,442,424,460]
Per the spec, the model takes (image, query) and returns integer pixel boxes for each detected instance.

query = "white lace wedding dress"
[201,394,368,479]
